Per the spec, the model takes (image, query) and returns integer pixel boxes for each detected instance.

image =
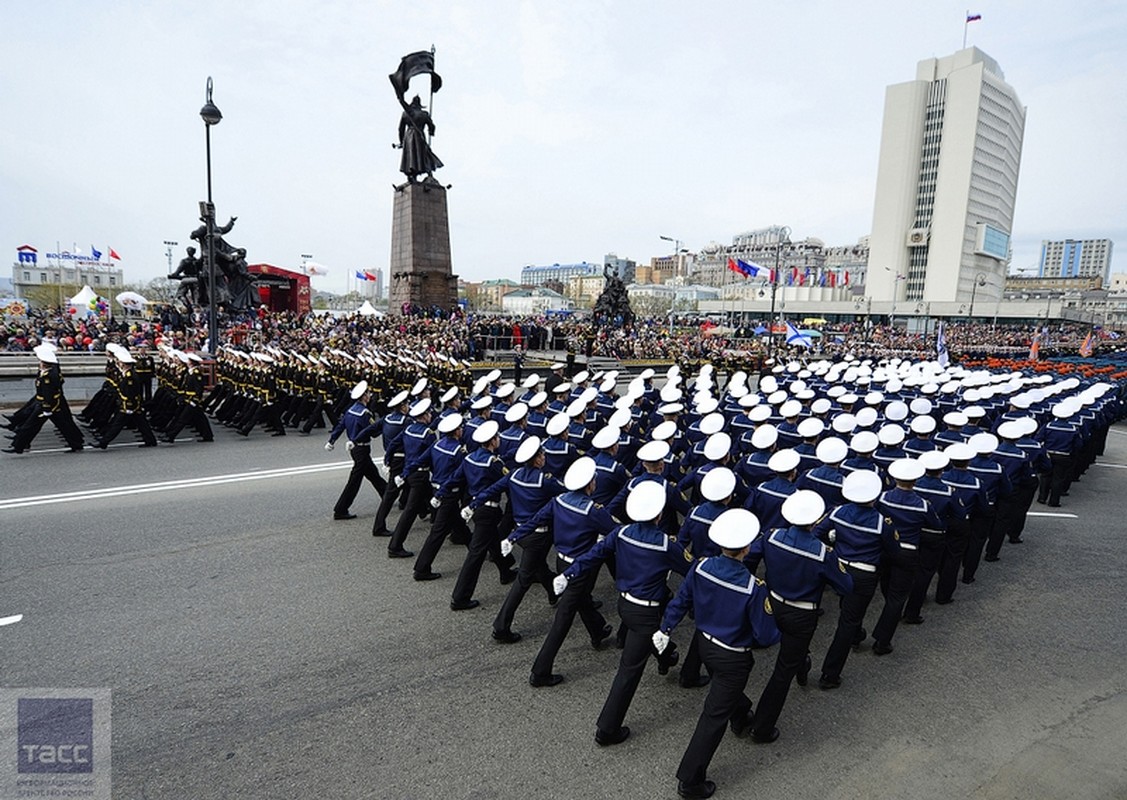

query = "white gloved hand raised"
[346,440,355,452]
[430,496,441,509]
[553,574,569,595]
[394,475,405,487]
[652,631,670,654]
[324,442,334,451]
[460,506,474,522]
[500,539,513,558]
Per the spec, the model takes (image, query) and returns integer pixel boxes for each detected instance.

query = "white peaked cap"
[708,508,760,549]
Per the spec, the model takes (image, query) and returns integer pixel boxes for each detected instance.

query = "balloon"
[68,307,77,314]
[83,337,92,346]
[63,336,75,346]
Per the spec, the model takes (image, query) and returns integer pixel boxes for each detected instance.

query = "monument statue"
[398,96,443,183]
[593,262,635,327]
[172,213,256,311]
[168,245,203,308]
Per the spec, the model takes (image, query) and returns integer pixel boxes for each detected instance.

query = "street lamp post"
[767,226,792,361]
[163,240,178,274]
[200,76,222,355]
[659,235,683,331]
[968,271,986,320]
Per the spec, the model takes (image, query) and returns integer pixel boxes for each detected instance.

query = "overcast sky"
[2,1,1125,295]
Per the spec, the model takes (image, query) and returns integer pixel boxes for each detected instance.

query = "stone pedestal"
[388,181,457,315]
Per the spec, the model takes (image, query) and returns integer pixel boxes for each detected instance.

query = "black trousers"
[871,547,917,648]
[164,403,213,442]
[11,406,85,451]
[98,410,157,447]
[935,519,971,602]
[675,634,754,787]
[962,510,997,581]
[904,531,946,619]
[413,492,470,576]
[1039,455,1073,506]
[596,597,674,736]
[752,602,818,737]
[333,444,386,517]
[987,489,1027,557]
[531,555,607,679]
[388,471,431,552]
[372,453,404,535]
[820,565,879,681]
[493,529,555,636]
[451,505,511,604]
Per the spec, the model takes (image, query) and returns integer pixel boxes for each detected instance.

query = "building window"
[40,272,48,283]
[94,275,101,285]
[109,277,116,286]
[23,271,30,281]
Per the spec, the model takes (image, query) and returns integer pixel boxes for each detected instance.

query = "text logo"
[17,698,94,774]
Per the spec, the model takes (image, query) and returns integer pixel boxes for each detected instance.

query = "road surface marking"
[1027,511,1078,518]
[1093,463,1127,469]
[0,614,23,626]
[0,462,352,511]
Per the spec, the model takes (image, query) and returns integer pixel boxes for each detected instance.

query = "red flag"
[1029,334,1040,361]
[828,271,837,288]
[843,270,850,286]
[1079,331,1094,357]
[364,270,378,280]
[109,248,121,260]
[727,258,742,276]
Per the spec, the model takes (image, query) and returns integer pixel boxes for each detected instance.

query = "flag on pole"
[389,51,442,102]
[843,270,850,286]
[936,321,949,367]
[90,245,102,260]
[1029,332,1040,361]
[738,259,766,278]
[355,270,370,281]
[785,321,812,349]
[966,12,982,22]
[364,270,378,281]
[109,248,121,260]
[727,258,745,277]
[1079,330,1095,357]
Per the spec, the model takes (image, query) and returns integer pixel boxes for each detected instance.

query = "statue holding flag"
[390,50,444,184]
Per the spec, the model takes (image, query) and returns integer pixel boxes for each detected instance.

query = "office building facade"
[1039,238,1114,282]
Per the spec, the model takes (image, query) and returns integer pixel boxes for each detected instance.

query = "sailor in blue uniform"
[386,398,437,558]
[902,449,953,623]
[796,436,848,509]
[748,490,851,741]
[935,442,985,603]
[412,412,471,581]
[677,467,737,559]
[813,469,885,689]
[326,380,387,521]
[962,432,1011,583]
[590,425,630,505]
[449,420,517,609]
[986,421,1035,560]
[371,389,411,537]
[736,423,777,488]
[871,458,942,654]
[542,412,581,478]
[654,508,777,800]
[1039,403,1079,507]
[744,448,801,530]
[515,457,614,687]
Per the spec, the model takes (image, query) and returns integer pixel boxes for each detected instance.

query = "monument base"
[388,180,457,315]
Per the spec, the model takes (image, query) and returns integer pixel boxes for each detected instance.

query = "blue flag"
[355,270,368,280]
[936,321,949,367]
[90,245,102,260]
[737,259,763,278]
[785,321,812,348]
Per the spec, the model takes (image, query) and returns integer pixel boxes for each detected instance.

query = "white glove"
[460,506,474,522]
[430,496,441,509]
[500,539,513,558]
[827,529,837,543]
[346,440,355,452]
[652,631,670,655]
[597,534,606,544]
[553,574,569,595]
[324,442,334,451]
[394,475,405,487]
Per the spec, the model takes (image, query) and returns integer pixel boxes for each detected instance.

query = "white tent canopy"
[69,285,97,307]
[356,300,382,317]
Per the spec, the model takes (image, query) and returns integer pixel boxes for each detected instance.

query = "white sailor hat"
[782,490,825,527]
[910,415,937,434]
[471,396,493,410]
[842,470,883,504]
[699,413,725,436]
[472,376,490,396]
[767,390,788,406]
[779,399,802,418]
[579,387,599,405]
[515,435,542,464]
[696,397,720,415]
[748,405,772,423]
[738,394,760,408]
[968,431,999,454]
[116,349,136,364]
[885,401,909,422]
[796,389,816,401]
[546,412,571,437]
[909,398,933,416]
[704,432,731,461]
[864,391,885,406]
[658,402,684,415]
[411,378,428,396]
[759,375,778,393]
[811,398,832,415]
[918,449,949,471]
[667,364,682,378]
[701,467,737,502]
[551,362,566,371]
[606,408,630,430]
[650,421,677,442]
[522,374,540,388]
[409,398,432,417]
[768,448,801,473]
[944,442,975,462]
[962,406,987,420]
[504,403,529,423]
[850,431,880,454]
[1010,395,1032,410]
[730,384,749,400]
[591,425,620,450]
[877,424,905,446]
[564,456,598,491]
[350,380,369,400]
[494,383,516,399]
[942,411,968,427]
[660,385,683,403]
[566,398,587,418]
[473,419,500,443]
[637,439,671,462]
[827,385,846,398]
[797,418,824,439]
[437,413,463,434]
[751,424,778,450]
[816,437,848,464]
[626,480,666,522]
[32,347,58,367]
[831,413,857,435]
[888,458,925,482]
[573,370,590,383]
[527,391,548,408]
[440,386,459,403]
[485,368,502,382]
[839,393,859,406]
[790,380,808,393]
[640,368,655,380]
[1015,417,1038,437]
[552,381,573,395]
[708,508,760,550]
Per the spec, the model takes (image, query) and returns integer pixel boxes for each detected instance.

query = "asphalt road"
[3,422,1127,799]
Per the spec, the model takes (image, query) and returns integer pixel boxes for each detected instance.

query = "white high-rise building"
[1039,238,1114,283]
[866,47,1026,312]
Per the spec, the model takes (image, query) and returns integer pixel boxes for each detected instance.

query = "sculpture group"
[168,214,257,311]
